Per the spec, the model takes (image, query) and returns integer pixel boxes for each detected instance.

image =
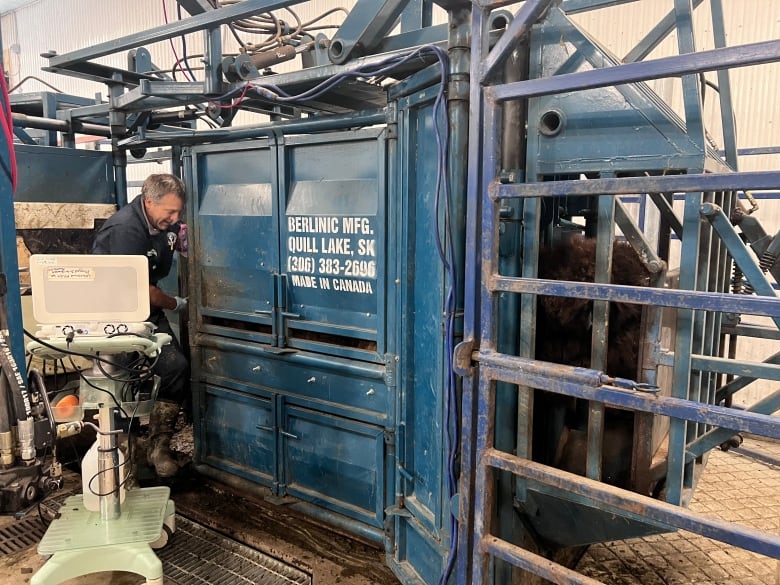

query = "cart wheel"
[151,523,174,550]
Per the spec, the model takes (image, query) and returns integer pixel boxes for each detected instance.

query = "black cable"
[24,328,158,377]
[35,443,52,530]
[176,2,197,82]
[67,356,128,417]
[0,329,31,421]
[9,75,63,93]
[95,350,157,385]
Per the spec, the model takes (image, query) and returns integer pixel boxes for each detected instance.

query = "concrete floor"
[0,437,778,584]
[578,436,780,585]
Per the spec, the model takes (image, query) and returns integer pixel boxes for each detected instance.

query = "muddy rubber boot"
[117,433,140,490]
[147,401,180,478]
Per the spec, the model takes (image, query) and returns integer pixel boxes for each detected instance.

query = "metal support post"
[97,405,121,521]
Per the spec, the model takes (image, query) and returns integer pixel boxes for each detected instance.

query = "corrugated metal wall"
[2,0,778,405]
[569,1,780,405]
[570,0,780,173]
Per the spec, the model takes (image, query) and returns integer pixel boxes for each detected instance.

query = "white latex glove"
[174,296,188,313]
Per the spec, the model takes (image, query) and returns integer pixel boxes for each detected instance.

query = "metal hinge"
[453,339,476,377]
[384,353,398,387]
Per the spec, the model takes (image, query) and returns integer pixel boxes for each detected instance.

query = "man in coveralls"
[92,173,189,479]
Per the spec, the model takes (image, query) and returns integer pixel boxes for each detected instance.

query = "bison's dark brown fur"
[536,236,650,379]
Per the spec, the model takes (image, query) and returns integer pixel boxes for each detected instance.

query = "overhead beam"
[48,0,305,69]
[489,39,780,100]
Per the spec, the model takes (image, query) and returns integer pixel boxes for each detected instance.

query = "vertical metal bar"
[203,27,222,95]
[587,191,615,481]
[109,75,128,208]
[472,377,497,585]
[271,130,284,347]
[97,405,121,520]
[623,0,705,63]
[705,191,721,419]
[515,3,543,449]
[457,4,488,582]
[400,0,433,31]
[705,17,733,416]
[693,191,713,441]
[449,5,470,343]
[709,0,739,171]
[443,6,471,579]
[0,145,25,372]
[668,191,702,505]
[495,24,530,585]
[479,113,502,348]
[671,0,706,495]
[42,93,60,147]
[675,0,706,151]
[481,0,554,82]
[273,393,283,495]
[716,187,736,406]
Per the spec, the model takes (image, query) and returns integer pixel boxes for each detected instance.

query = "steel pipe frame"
[491,171,780,199]
[561,0,642,13]
[0,147,25,373]
[460,2,498,582]
[484,449,780,559]
[491,277,780,318]
[328,0,412,65]
[463,1,780,583]
[120,108,387,148]
[701,202,780,328]
[478,352,780,441]
[488,38,780,101]
[686,389,780,460]
[715,350,780,404]
[48,0,308,70]
[676,0,732,501]
[12,113,112,137]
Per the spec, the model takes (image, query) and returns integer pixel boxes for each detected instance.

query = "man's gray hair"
[141,173,186,204]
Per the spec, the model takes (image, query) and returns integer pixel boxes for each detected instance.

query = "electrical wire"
[162,0,195,82]
[215,45,444,109]
[24,328,159,377]
[35,443,52,529]
[423,48,461,585]
[67,356,129,418]
[22,328,161,419]
[202,43,459,582]
[298,6,348,29]
[0,64,18,191]
[215,2,345,53]
[176,1,197,82]
[9,75,63,94]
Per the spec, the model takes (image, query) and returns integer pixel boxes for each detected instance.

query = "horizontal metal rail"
[481,534,604,585]
[487,39,780,100]
[686,390,780,459]
[690,355,780,380]
[490,276,780,318]
[49,0,305,69]
[490,171,780,199]
[484,449,780,558]
[477,351,780,440]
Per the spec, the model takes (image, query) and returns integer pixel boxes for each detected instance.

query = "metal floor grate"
[0,516,46,555]
[159,516,312,585]
[40,489,311,584]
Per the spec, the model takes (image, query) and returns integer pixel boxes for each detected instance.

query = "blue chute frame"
[0,65,24,375]
[460,2,780,584]
[0,65,59,515]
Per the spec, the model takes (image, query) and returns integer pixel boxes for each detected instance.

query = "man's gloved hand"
[174,296,188,313]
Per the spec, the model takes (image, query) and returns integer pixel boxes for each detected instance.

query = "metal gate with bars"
[457,1,780,583]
